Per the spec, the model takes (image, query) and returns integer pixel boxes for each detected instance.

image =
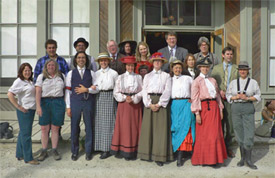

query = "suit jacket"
[158,46,188,73]
[109,53,125,75]
[211,63,238,92]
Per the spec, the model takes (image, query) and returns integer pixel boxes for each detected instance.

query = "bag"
[0,122,13,139]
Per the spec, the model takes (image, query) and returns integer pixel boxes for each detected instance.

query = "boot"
[177,151,183,167]
[245,149,257,170]
[237,146,245,167]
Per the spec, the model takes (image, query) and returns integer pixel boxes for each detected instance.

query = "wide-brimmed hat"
[196,56,212,67]
[149,52,168,63]
[237,61,251,70]
[170,59,183,68]
[118,39,137,48]
[74,37,89,48]
[96,52,112,62]
[121,56,137,64]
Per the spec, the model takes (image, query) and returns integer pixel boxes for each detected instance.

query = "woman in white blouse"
[137,52,173,167]
[183,54,198,79]
[170,60,195,167]
[110,56,143,160]
[7,63,39,165]
[35,59,66,161]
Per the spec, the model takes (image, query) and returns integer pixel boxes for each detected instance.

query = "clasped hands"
[149,104,160,112]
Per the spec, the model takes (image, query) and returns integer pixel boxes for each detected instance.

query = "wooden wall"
[99,0,108,52]
[224,0,240,65]
[120,0,133,41]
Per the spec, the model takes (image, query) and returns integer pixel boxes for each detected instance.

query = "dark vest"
[71,68,93,101]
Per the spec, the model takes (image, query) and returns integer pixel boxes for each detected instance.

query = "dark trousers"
[71,99,94,155]
[16,109,35,162]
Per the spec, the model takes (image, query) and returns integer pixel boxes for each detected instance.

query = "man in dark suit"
[158,31,188,73]
[107,40,125,75]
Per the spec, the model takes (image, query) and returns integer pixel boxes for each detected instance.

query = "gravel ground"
[0,141,275,178]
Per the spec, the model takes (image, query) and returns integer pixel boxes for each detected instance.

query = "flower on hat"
[150,52,164,59]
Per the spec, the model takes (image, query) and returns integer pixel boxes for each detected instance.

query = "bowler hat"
[121,56,137,64]
[237,61,251,70]
[196,57,212,67]
[74,37,89,48]
[149,52,168,63]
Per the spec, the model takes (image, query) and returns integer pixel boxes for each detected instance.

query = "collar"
[223,61,232,66]
[46,54,58,59]
[109,53,117,57]
[188,67,194,71]
[199,52,210,57]
[100,67,109,73]
[153,68,162,74]
[173,74,182,79]
[126,71,134,75]
[199,72,209,78]
[168,45,177,51]
[77,66,86,70]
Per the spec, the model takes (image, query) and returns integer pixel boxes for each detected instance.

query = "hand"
[220,110,223,120]
[220,90,226,99]
[196,114,201,125]
[66,108,71,117]
[236,94,242,99]
[126,96,133,103]
[75,84,88,94]
[17,105,28,113]
[91,85,97,90]
[36,106,42,117]
[150,104,158,112]
[239,94,248,100]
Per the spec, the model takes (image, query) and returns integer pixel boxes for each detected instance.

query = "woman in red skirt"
[110,56,143,160]
[191,57,227,166]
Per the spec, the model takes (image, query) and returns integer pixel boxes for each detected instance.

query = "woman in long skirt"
[191,57,227,166]
[170,60,195,167]
[137,52,173,167]
[110,56,143,160]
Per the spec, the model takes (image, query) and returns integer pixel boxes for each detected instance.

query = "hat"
[170,59,183,68]
[237,61,251,70]
[96,52,112,62]
[196,57,212,67]
[121,56,137,64]
[74,37,89,48]
[149,52,168,63]
[118,39,137,48]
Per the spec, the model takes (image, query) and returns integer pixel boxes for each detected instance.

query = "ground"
[0,142,274,178]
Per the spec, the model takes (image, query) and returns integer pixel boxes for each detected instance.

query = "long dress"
[191,73,227,165]
[170,75,195,152]
[110,71,143,158]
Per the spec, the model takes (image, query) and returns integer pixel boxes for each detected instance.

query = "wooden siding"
[120,0,133,42]
[100,0,108,52]
[224,0,240,65]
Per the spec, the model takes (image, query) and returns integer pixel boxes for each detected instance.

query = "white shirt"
[199,73,216,98]
[9,78,36,110]
[65,66,97,108]
[94,67,118,91]
[188,67,195,79]
[171,75,193,98]
[113,71,143,104]
[142,69,171,108]
[35,73,65,98]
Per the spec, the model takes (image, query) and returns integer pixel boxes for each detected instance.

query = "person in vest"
[191,57,227,166]
[226,61,261,169]
[65,51,97,161]
[170,60,195,167]
[35,59,66,161]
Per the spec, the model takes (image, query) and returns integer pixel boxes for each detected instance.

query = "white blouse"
[199,73,216,98]
[171,75,193,98]
[113,71,143,104]
[9,78,36,110]
[142,69,171,108]
[188,68,195,79]
[94,67,118,90]
[35,73,65,98]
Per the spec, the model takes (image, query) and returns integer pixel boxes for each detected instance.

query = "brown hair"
[165,31,177,40]
[135,41,151,62]
[169,63,183,77]
[222,46,234,55]
[18,63,33,81]
[183,53,196,69]
[45,39,57,49]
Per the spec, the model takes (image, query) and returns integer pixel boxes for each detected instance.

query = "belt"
[42,96,64,99]
[172,97,190,100]
[233,101,252,103]
[148,93,162,96]
[122,93,137,96]
[201,98,216,111]
[100,89,113,92]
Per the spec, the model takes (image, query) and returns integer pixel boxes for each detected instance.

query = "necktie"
[112,55,116,61]
[170,49,173,57]
[224,64,229,88]
[80,69,84,79]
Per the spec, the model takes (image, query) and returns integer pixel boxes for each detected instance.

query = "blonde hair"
[42,59,61,79]
[135,41,151,62]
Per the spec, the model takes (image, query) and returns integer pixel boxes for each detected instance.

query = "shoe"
[237,146,245,167]
[52,149,61,161]
[71,154,78,161]
[245,149,257,170]
[37,150,48,161]
[17,157,23,161]
[177,151,183,167]
[86,153,92,161]
[100,152,111,159]
[227,149,236,158]
[156,161,163,167]
[26,160,40,165]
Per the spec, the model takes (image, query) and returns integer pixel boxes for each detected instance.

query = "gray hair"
[198,36,210,48]
[106,40,117,48]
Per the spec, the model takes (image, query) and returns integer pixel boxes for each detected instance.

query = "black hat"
[118,39,137,48]
[73,37,89,48]
[237,61,251,70]
[196,56,212,67]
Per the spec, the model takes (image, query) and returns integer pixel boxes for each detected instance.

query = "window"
[145,0,212,26]
[269,0,275,86]
[0,0,37,79]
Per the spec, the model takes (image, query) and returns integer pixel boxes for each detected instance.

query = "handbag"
[0,122,14,139]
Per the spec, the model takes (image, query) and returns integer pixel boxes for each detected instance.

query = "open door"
[210,28,224,62]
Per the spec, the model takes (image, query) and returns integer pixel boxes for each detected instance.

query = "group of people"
[8,31,262,170]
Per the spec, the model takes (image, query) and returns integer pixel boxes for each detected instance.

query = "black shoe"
[177,151,183,167]
[86,153,93,161]
[237,146,245,167]
[71,154,78,161]
[156,161,163,167]
[17,157,23,161]
[245,149,257,170]
[100,152,111,159]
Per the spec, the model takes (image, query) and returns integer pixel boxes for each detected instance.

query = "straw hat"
[96,52,112,62]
